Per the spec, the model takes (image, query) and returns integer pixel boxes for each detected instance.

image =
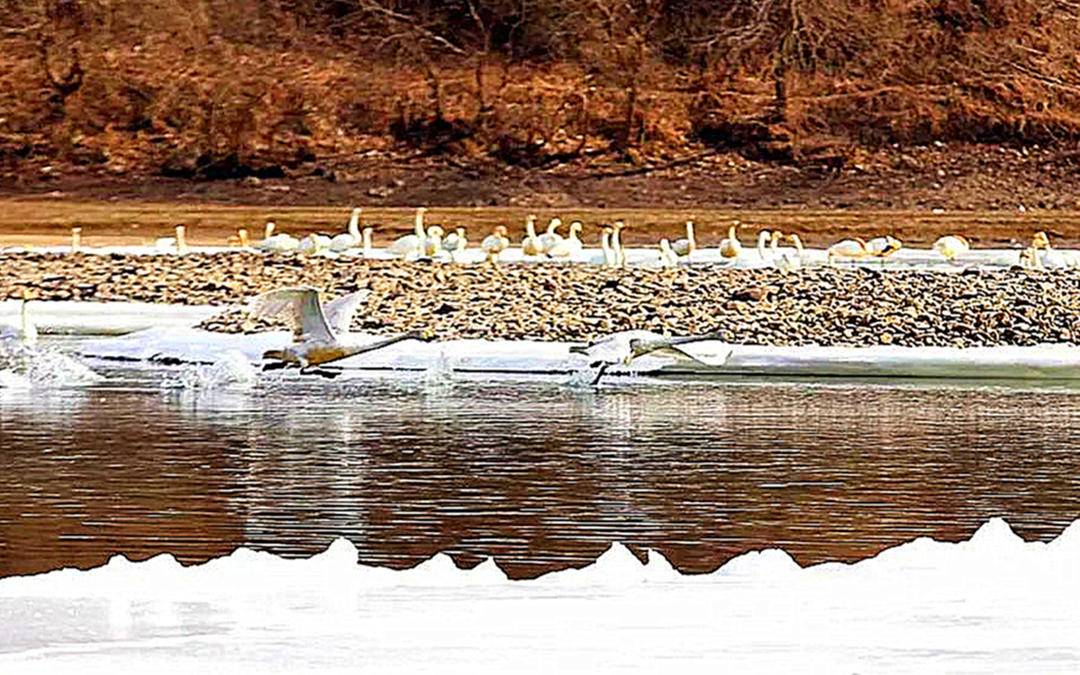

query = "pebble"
[1,252,1078,347]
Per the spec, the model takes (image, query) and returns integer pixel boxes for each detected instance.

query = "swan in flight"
[248,287,434,377]
[329,208,363,252]
[672,221,696,257]
[933,235,970,262]
[481,226,509,263]
[569,330,724,384]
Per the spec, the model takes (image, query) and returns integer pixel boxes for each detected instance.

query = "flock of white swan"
[48,207,1080,270]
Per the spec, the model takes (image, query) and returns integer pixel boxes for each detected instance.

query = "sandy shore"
[2,252,1077,347]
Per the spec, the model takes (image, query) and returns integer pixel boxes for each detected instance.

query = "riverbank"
[2,253,1076,347]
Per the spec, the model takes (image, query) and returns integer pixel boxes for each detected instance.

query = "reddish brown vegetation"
[2,0,1080,182]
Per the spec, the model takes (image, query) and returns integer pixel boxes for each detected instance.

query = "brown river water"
[2,360,1080,579]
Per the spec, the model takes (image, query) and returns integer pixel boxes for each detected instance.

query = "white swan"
[866,235,902,258]
[1031,231,1080,269]
[933,235,970,262]
[771,232,804,271]
[538,218,564,254]
[612,221,627,267]
[756,230,773,265]
[389,208,427,257]
[658,239,679,268]
[521,215,543,257]
[569,330,721,384]
[249,287,433,376]
[155,225,189,254]
[481,226,510,263]
[361,227,374,256]
[827,238,870,265]
[0,298,37,346]
[256,222,300,253]
[547,221,584,259]
[719,224,742,262]
[70,227,82,251]
[329,208,363,252]
[299,233,332,255]
[672,221,696,257]
[442,227,468,259]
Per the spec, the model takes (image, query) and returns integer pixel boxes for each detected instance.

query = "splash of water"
[420,348,456,390]
[161,350,257,393]
[0,339,102,388]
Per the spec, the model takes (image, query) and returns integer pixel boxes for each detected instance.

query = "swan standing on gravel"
[481,226,510,263]
[521,215,543,257]
[538,218,564,254]
[756,230,773,264]
[1031,231,1079,269]
[657,239,680,268]
[866,235,902,258]
[156,225,189,254]
[249,287,434,377]
[827,237,870,265]
[299,232,332,255]
[933,235,970,262]
[672,221,696,257]
[329,208,363,252]
[719,224,742,262]
[389,208,427,257]
[596,226,616,266]
[612,221,627,267]
[256,222,300,253]
[771,232,804,271]
[547,221,584,259]
[442,227,468,259]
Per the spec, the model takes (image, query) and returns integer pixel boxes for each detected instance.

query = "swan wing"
[247,287,334,341]
[323,290,371,336]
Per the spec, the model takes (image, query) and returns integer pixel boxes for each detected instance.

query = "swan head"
[264,221,276,239]
[569,221,583,235]
[427,225,445,238]
[788,233,804,251]
[494,225,508,237]
[1032,231,1050,249]
[547,218,563,234]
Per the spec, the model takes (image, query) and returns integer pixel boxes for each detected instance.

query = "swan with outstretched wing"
[569,330,727,384]
[247,287,433,376]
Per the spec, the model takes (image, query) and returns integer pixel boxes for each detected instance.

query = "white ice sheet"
[0,518,1077,673]
[75,326,1080,380]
